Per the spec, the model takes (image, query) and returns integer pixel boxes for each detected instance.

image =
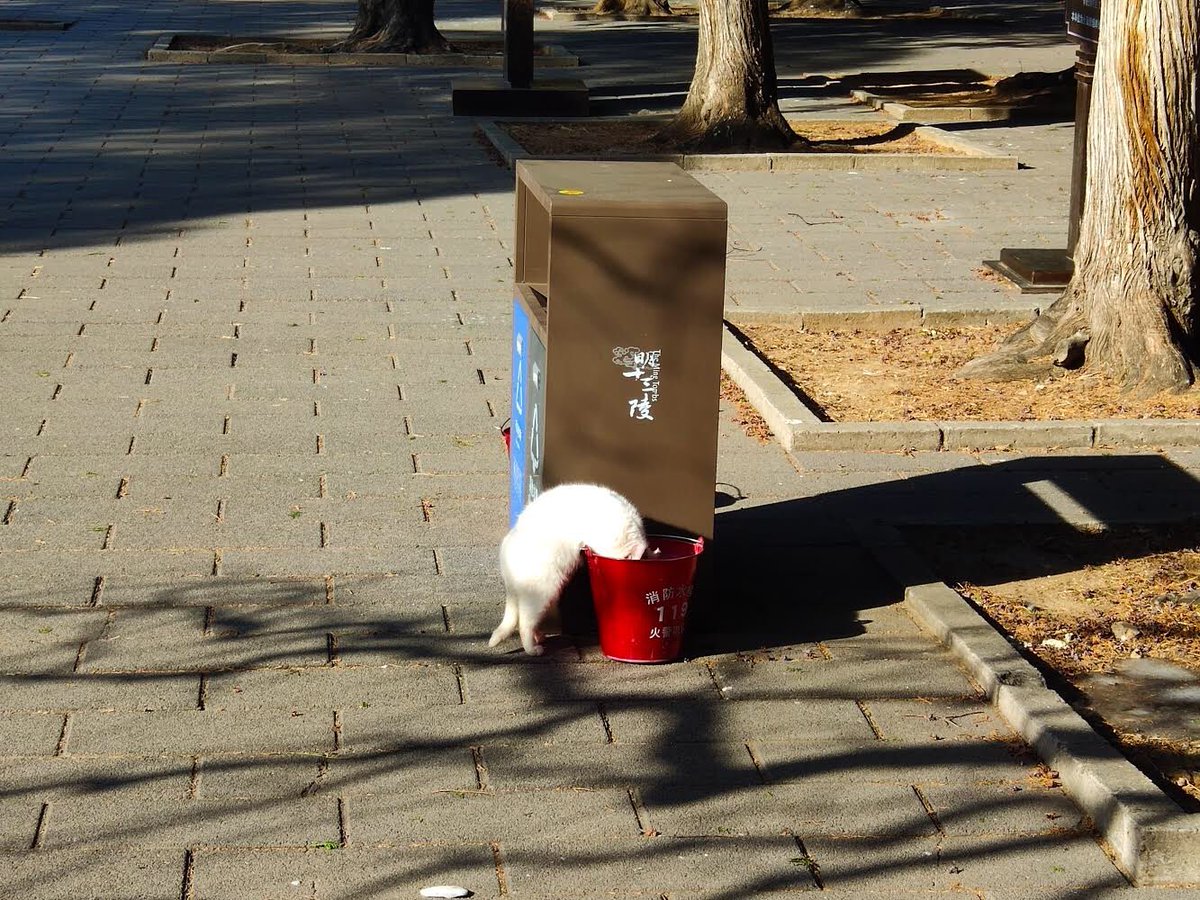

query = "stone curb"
[475,118,1018,172]
[852,88,1023,124]
[719,320,1200,453]
[720,325,820,453]
[145,33,580,67]
[855,522,1200,887]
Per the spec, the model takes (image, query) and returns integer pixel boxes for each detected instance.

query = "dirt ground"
[719,329,1199,807]
[735,322,1200,422]
[909,524,1200,808]
[501,119,955,156]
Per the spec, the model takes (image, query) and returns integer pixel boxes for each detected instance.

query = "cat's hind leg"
[518,611,545,656]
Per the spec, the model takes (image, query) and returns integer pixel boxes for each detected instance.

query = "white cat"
[489,483,648,655]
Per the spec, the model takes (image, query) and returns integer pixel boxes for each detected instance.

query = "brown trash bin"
[507,160,728,540]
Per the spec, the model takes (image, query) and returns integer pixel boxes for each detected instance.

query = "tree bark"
[659,0,800,151]
[959,0,1199,395]
[330,0,451,53]
[592,0,672,14]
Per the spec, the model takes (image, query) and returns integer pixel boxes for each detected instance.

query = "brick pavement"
[1,1,1195,897]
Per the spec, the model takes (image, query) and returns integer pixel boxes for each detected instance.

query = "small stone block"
[451,77,588,117]
[941,421,1095,451]
[790,422,943,452]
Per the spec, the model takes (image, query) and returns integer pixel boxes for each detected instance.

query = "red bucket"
[584,535,704,664]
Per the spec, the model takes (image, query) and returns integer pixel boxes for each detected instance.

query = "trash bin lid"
[517,159,727,220]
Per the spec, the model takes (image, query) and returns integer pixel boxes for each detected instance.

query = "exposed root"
[592,0,672,14]
[956,285,1195,396]
[955,290,1087,381]
[656,111,802,153]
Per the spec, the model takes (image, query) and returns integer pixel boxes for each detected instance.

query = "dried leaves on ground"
[501,120,955,157]
[737,322,1200,422]
[910,525,1200,806]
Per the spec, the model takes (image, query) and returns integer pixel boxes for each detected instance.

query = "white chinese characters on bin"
[612,347,661,421]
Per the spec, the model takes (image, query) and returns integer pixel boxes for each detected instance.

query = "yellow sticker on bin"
[557,189,585,196]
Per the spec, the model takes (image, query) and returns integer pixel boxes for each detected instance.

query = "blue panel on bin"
[509,298,529,526]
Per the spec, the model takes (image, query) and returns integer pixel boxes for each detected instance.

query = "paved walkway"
[1,2,1196,898]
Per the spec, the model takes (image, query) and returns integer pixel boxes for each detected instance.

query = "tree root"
[656,112,802,153]
[956,286,1195,395]
[955,291,1086,382]
[592,0,672,14]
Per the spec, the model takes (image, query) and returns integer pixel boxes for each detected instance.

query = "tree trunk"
[592,0,672,14]
[959,0,1199,395]
[659,0,800,151]
[330,0,451,52]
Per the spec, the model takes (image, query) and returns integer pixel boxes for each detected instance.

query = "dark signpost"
[984,0,1100,292]
[504,0,534,90]
[451,0,588,116]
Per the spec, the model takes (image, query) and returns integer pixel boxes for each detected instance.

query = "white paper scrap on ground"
[419,888,471,899]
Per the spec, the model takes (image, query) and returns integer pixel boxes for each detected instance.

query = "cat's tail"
[488,600,519,648]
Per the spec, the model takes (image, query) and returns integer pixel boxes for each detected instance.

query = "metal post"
[982,0,1100,292]
[504,0,534,90]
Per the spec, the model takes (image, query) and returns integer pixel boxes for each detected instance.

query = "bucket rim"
[584,533,704,562]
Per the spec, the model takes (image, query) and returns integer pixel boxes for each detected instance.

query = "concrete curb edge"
[855,522,1200,886]
[720,324,821,452]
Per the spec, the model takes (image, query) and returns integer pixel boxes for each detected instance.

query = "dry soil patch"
[502,119,954,157]
[909,524,1200,808]
[736,322,1200,422]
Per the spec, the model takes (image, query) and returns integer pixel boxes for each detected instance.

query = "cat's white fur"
[489,483,648,655]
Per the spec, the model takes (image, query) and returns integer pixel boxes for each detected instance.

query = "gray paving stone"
[217,547,438,578]
[67,710,335,757]
[189,846,499,900]
[708,651,977,702]
[752,735,1039,786]
[0,849,187,900]
[459,659,715,707]
[604,697,877,745]
[644,780,936,839]
[40,796,340,849]
[320,747,482,797]
[205,664,459,711]
[860,697,1013,743]
[0,575,100,608]
[0,609,108,675]
[934,833,1130,896]
[480,741,760,791]
[324,568,478,599]
[80,606,329,673]
[500,836,818,896]
[919,782,1088,835]
[349,788,639,844]
[338,703,608,752]
[0,673,197,712]
[190,754,322,801]
[99,574,327,608]
[0,713,66,756]
[0,758,191,803]
[794,833,961,892]
[0,801,39,850]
